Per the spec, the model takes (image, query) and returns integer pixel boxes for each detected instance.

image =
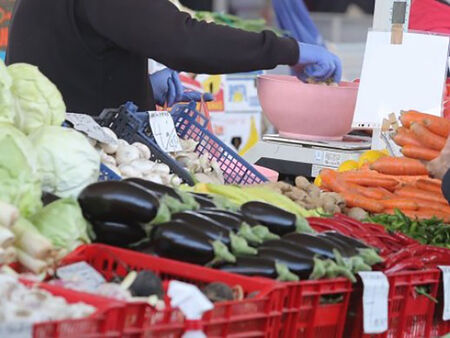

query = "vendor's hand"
[427,136,450,180]
[294,42,342,83]
[150,69,213,107]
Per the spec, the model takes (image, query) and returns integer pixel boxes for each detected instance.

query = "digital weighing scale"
[243,134,371,180]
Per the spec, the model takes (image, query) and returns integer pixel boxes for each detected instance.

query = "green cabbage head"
[8,63,66,135]
[29,126,100,198]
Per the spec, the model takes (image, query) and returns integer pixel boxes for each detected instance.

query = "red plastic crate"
[281,278,353,338]
[17,280,124,338]
[345,270,440,338]
[61,244,285,338]
[431,273,450,338]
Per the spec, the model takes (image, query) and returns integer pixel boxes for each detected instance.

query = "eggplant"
[282,233,348,259]
[217,256,298,281]
[218,256,278,278]
[125,178,181,200]
[41,192,60,206]
[202,208,259,226]
[171,211,231,245]
[93,220,147,247]
[257,248,315,279]
[196,210,242,232]
[317,233,359,257]
[171,211,231,233]
[150,220,235,265]
[261,239,315,259]
[190,194,217,208]
[78,181,159,224]
[320,231,370,249]
[241,202,296,236]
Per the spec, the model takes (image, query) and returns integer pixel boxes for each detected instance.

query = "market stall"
[1,1,450,338]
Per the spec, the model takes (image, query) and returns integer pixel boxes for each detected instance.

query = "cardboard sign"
[353,31,449,129]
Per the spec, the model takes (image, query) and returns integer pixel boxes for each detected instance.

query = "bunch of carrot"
[393,110,449,161]
[320,164,449,221]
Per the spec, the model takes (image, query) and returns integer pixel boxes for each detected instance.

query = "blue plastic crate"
[99,163,121,181]
[97,102,267,185]
[97,103,195,185]
[170,102,268,185]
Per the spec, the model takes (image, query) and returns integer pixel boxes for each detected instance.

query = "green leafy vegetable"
[0,123,42,217]
[0,60,14,124]
[8,63,66,135]
[32,198,90,251]
[29,126,100,198]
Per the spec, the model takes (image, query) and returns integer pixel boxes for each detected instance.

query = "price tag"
[65,113,116,144]
[359,271,389,334]
[148,111,182,152]
[439,266,450,321]
[56,262,105,292]
[0,322,32,338]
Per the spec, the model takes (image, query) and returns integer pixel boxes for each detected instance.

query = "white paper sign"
[65,113,116,144]
[353,31,449,129]
[148,111,182,153]
[0,322,33,338]
[439,266,450,321]
[57,262,105,291]
[359,271,390,334]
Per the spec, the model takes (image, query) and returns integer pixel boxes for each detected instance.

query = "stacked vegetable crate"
[60,244,355,338]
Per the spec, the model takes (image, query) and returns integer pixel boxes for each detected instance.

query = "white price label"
[65,113,116,144]
[57,262,105,292]
[0,322,32,338]
[359,271,389,334]
[323,151,343,167]
[439,266,450,321]
[148,111,182,153]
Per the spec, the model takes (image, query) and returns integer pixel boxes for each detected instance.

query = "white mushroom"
[152,163,171,175]
[130,159,156,175]
[132,142,151,160]
[144,174,164,185]
[119,164,142,178]
[116,144,140,165]
[100,152,117,168]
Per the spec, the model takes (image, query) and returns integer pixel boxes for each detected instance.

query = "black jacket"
[442,169,450,203]
[6,0,299,115]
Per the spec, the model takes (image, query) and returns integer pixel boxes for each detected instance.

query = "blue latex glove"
[295,42,342,83]
[272,0,323,46]
[150,69,213,107]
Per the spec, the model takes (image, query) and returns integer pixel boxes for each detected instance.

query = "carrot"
[399,110,427,127]
[340,192,384,213]
[379,199,419,210]
[378,187,395,199]
[415,199,450,214]
[355,187,386,200]
[320,169,350,193]
[391,175,430,185]
[394,186,448,205]
[393,127,424,147]
[423,117,450,138]
[370,157,428,176]
[343,176,399,190]
[401,145,439,161]
[415,179,442,194]
[410,122,446,151]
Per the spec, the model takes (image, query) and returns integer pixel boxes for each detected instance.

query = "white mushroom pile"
[92,128,225,185]
[92,127,182,186]
[172,139,225,184]
[0,274,96,324]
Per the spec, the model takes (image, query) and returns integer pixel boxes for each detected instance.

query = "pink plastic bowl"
[257,75,358,141]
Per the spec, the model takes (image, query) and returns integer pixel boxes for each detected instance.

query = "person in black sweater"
[428,137,450,203]
[6,0,341,115]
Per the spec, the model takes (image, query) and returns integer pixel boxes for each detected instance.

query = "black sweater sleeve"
[442,169,450,203]
[78,0,299,74]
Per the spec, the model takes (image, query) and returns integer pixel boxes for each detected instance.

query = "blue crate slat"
[99,163,121,181]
